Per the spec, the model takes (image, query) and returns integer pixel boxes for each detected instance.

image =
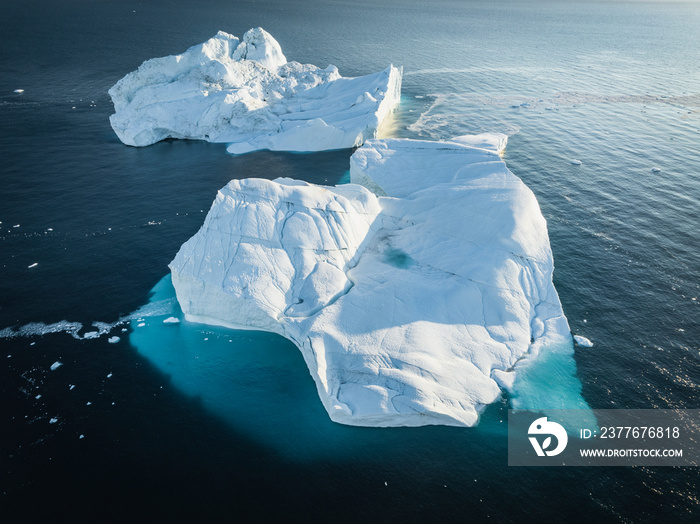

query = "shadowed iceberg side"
[169,135,589,427]
[108,28,402,153]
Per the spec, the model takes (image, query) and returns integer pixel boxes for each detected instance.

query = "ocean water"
[2,0,699,521]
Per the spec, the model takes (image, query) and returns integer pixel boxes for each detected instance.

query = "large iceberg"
[169,134,574,427]
[109,28,402,153]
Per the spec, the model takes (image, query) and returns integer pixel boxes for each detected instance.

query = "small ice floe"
[13,224,20,228]
[35,394,42,399]
[30,341,36,346]
[121,328,128,332]
[28,262,39,269]
[137,322,145,327]
[47,228,53,231]
[108,336,120,343]
[86,401,92,406]
[651,167,661,173]
[79,434,85,439]
[69,384,75,390]
[163,317,180,324]
[50,361,63,371]
[49,417,58,424]
[574,335,594,347]
[570,159,583,165]
[107,373,113,378]
[82,331,100,339]
[14,89,24,94]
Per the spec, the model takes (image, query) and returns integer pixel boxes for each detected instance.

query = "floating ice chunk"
[570,159,583,165]
[14,89,24,94]
[574,335,593,347]
[35,394,42,399]
[137,322,145,327]
[108,336,120,343]
[163,317,180,324]
[28,262,38,269]
[82,331,100,339]
[170,135,581,427]
[109,28,401,153]
[69,384,75,390]
[50,361,62,371]
[651,167,661,173]
[107,373,113,378]
[49,417,58,424]
[79,434,85,439]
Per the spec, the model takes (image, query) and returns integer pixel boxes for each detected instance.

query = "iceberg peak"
[232,27,287,70]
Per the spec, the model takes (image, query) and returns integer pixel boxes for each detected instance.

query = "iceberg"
[169,135,576,427]
[109,28,402,153]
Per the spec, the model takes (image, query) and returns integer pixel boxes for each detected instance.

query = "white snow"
[170,135,574,427]
[574,335,593,347]
[50,361,62,371]
[109,28,401,153]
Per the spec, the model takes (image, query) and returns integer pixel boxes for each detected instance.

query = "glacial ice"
[108,28,401,153]
[170,135,579,427]
[574,335,593,347]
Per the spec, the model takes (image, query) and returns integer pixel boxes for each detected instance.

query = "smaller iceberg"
[109,28,402,153]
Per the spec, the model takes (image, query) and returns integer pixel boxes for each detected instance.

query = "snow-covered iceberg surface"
[108,28,402,153]
[170,135,583,427]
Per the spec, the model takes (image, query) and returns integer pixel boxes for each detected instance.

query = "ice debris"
[574,335,593,347]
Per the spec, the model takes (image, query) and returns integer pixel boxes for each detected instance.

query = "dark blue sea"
[2,0,699,521]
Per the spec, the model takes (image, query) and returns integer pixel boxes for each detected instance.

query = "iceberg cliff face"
[169,135,572,427]
[108,28,401,153]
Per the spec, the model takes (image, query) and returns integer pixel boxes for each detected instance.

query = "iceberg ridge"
[108,28,401,152]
